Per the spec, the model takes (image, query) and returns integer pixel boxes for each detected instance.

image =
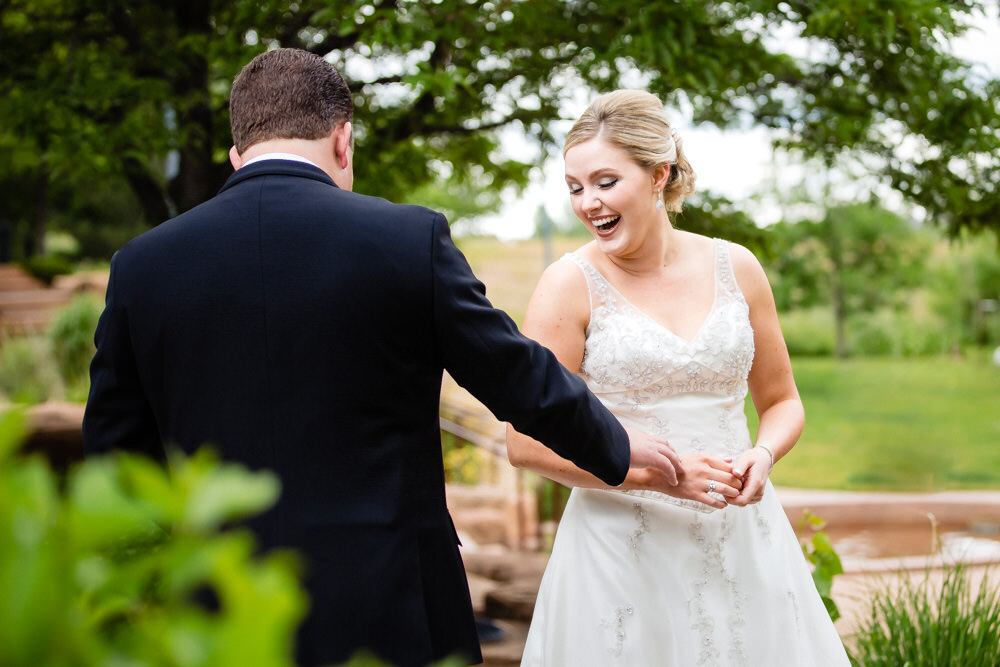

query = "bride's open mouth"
[591,215,621,235]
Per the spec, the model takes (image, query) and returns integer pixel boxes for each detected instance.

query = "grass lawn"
[759,354,1000,492]
[456,235,1000,493]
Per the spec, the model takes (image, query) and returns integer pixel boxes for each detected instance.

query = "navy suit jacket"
[83,160,630,666]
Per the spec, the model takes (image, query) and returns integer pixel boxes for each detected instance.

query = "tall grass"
[849,565,1000,666]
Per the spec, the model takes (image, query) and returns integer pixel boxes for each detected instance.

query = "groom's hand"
[624,426,682,486]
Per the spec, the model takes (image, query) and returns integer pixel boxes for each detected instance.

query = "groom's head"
[230,48,352,153]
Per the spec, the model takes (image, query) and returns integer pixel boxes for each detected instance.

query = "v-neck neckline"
[575,241,720,346]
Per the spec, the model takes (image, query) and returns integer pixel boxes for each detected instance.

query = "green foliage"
[780,307,837,356]
[20,254,75,286]
[0,337,60,403]
[0,412,307,665]
[849,564,1000,666]
[929,230,1000,349]
[676,193,773,259]
[442,444,488,485]
[1,0,997,258]
[847,308,949,357]
[48,294,103,399]
[797,511,843,623]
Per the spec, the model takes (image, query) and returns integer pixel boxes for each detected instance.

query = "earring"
[655,190,663,210]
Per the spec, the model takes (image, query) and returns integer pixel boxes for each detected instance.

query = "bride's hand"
[728,448,771,506]
[641,454,743,509]
[624,426,683,486]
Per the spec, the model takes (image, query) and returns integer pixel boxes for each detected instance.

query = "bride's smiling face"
[564,136,663,257]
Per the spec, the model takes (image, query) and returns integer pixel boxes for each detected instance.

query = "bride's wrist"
[755,443,774,474]
[624,467,655,491]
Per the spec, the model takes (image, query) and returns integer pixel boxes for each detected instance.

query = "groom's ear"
[333,122,352,169]
[229,146,243,170]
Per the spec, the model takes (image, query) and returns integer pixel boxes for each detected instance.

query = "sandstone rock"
[484,583,541,623]
[23,401,85,470]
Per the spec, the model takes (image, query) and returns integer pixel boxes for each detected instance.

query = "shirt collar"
[241,152,320,169]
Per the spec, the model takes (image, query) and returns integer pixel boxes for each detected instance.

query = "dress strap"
[563,252,617,323]
[713,238,744,302]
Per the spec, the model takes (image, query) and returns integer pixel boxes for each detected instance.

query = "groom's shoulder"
[337,189,444,228]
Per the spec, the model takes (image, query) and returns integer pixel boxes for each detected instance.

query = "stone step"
[484,583,541,623]
[451,506,511,546]
[480,619,530,667]
[447,484,539,549]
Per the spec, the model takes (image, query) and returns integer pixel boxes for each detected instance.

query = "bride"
[507,90,849,665]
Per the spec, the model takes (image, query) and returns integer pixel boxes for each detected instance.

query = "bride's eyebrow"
[565,167,617,182]
[587,168,618,179]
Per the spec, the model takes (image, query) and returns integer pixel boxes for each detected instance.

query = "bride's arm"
[506,257,739,507]
[730,243,806,505]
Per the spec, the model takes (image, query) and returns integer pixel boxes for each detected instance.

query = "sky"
[472,5,1000,240]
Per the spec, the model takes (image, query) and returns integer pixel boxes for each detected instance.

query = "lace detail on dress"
[627,502,648,558]
[602,605,634,657]
[688,516,722,666]
[565,241,756,512]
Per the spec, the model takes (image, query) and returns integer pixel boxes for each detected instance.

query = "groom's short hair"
[230,48,353,154]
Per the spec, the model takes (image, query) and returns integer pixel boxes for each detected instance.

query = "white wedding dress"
[521,240,849,666]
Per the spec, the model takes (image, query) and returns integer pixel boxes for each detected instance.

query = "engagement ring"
[708,481,716,493]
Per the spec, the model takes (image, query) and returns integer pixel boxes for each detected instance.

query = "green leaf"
[0,409,26,462]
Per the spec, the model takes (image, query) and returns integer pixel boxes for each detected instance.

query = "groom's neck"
[233,137,350,190]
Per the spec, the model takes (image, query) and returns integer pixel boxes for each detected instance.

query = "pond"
[818,524,1000,561]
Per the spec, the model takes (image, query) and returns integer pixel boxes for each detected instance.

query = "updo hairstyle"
[564,90,696,213]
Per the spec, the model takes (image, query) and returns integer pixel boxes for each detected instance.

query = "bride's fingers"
[707,469,743,490]
[704,478,740,498]
[705,457,736,474]
[700,492,728,509]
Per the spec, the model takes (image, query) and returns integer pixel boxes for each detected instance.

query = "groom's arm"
[429,213,630,486]
[83,251,164,461]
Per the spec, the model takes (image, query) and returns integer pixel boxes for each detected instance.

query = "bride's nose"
[582,190,602,213]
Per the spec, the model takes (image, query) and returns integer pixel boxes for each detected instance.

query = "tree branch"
[346,74,405,88]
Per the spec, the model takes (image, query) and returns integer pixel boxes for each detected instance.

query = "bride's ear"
[652,164,670,192]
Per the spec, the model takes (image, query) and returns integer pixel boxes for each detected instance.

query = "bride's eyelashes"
[567,178,620,196]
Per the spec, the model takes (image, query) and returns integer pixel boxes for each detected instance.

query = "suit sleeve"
[430,213,629,486]
[82,251,164,461]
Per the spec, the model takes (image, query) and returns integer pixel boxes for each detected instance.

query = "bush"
[798,511,843,623]
[779,307,836,356]
[850,564,1000,666]
[0,410,307,665]
[0,337,60,403]
[848,310,896,356]
[48,294,103,398]
[847,309,948,357]
[20,254,75,286]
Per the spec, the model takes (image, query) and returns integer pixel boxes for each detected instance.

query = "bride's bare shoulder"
[535,251,590,301]
[526,251,592,329]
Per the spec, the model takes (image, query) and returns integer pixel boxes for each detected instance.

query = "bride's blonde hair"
[564,90,696,213]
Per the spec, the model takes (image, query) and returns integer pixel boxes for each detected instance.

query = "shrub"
[849,564,1000,666]
[0,337,60,403]
[798,511,844,622]
[21,254,75,286]
[0,410,308,665]
[779,307,836,356]
[48,294,103,397]
[847,309,949,357]
[848,310,897,356]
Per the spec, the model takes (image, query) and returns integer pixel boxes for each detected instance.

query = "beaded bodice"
[566,239,756,502]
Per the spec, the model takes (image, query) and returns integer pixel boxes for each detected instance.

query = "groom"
[83,48,680,666]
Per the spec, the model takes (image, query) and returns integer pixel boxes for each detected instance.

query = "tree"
[2,0,998,255]
[768,203,931,356]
